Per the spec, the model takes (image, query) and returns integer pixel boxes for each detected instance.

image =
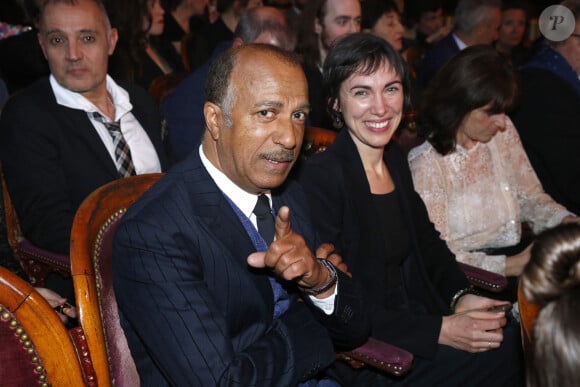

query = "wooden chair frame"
[0,266,92,386]
[70,173,163,387]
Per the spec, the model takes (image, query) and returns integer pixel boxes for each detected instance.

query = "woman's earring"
[332,114,344,130]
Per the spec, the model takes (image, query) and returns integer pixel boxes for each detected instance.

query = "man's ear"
[108,28,119,55]
[204,101,222,141]
[314,17,322,35]
[37,32,48,60]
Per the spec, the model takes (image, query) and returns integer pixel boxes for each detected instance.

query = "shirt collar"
[452,33,468,51]
[49,74,133,120]
[199,145,271,219]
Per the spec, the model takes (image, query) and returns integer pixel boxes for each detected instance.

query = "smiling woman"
[299,33,525,385]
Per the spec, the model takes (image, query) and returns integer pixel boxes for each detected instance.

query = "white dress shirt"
[50,75,161,174]
[199,146,337,314]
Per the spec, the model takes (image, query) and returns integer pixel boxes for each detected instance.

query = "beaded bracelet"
[450,287,479,311]
[300,258,338,296]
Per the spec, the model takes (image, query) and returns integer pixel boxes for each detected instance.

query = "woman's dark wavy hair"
[418,45,518,155]
[295,0,327,70]
[522,223,580,387]
[322,32,412,125]
[104,0,150,83]
[361,0,399,30]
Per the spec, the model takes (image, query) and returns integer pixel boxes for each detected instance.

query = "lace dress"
[408,118,572,275]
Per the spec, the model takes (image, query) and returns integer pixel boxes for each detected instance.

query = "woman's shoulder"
[300,146,342,174]
[407,140,436,165]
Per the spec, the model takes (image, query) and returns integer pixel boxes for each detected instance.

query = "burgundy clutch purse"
[457,262,508,292]
[337,338,413,376]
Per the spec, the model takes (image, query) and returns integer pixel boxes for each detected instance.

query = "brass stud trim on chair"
[92,207,127,377]
[0,305,49,384]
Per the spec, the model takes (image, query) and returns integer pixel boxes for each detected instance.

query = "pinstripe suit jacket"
[112,150,369,386]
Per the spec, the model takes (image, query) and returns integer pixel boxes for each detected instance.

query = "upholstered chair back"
[70,173,164,387]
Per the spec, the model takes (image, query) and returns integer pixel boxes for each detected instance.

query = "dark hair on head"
[523,223,580,305]
[161,0,181,12]
[501,0,529,14]
[295,0,327,69]
[217,0,249,13]
[205,43,302,124]
[104,0,149,83]
[361,0,399,30]
[21,0,42,24]
[521,223,580,387]
[38,0,112,31]
[235,6,296,51]
[408,0,443,23]
[454,0,501,34]
[418,45,518,155]
[322,32,412,125]
[217,0,233,13]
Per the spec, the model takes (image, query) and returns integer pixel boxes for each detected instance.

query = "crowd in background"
[0,0,579,385]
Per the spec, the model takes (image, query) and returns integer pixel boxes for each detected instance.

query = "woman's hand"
[35,287,77,323]
[505,243,533,276]
[440,294,508,352]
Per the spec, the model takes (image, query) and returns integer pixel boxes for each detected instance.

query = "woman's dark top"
[298,130,469,358]
[138,36,185,90]
[161,13,185,44]
[372,192,410,288]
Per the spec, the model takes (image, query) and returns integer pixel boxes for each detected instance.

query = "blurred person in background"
[163,6,294,161]
[494,0,531,68]
[160,0,208,55]
[107,0,186,92]
[511,0,580,216]
[417,0,501,87]
[295,0,361,130]
[361,0,405,53]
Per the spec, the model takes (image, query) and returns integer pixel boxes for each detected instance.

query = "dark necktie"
[92,112,136,178]
[253,194,275,244]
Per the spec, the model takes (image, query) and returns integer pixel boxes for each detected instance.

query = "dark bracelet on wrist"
[450,287,479,310]
[300,258,338,296]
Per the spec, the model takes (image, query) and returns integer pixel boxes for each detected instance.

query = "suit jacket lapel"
[333,131,376,241]
[183,153,275,315]
[38,78,121,180]
[63,105,120,179]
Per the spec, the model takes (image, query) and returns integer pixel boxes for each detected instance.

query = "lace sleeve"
[501,119,573,234]
[409,144,507,275]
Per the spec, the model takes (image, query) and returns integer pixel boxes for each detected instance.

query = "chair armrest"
[457,262,507,293]
[17,240,70,271]
[15,240,70,286]
[336,338,413,376]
